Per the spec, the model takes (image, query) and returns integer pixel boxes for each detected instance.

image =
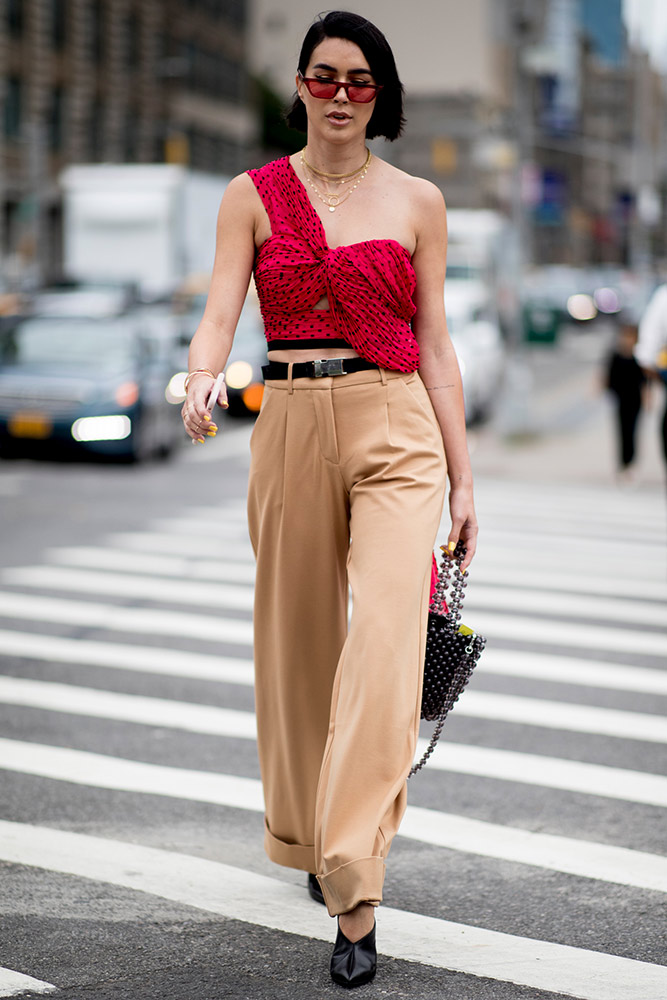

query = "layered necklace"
[300,147,371,212]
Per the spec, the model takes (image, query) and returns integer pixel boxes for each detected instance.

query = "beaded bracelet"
[184,368,216,392]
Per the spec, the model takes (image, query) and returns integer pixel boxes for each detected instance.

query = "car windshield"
[183,294,263,348]
[0,317,138,371]
[446,263,485,281]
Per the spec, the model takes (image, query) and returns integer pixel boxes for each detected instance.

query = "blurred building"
[250,0,667,269]
[581,0,625,65]
[1,0,255,286]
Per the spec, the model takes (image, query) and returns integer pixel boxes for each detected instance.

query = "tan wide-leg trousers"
[247,366,447,916]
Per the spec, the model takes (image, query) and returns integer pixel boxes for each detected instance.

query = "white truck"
[59,164,230,299]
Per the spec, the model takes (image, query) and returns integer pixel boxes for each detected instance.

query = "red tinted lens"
[303,77,379,103]
[347,85,377,103]
[306,79,338,99]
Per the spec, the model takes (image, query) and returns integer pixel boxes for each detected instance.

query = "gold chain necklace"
[301,146,371,182]
[300,151,371,212]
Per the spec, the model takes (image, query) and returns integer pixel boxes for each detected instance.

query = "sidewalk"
[468,324,665,491]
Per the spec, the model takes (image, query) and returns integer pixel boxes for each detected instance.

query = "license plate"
[8,411,53,439]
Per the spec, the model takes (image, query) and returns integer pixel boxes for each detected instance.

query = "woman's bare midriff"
[267,346,361,362]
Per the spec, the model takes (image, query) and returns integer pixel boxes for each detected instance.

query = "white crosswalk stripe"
[3,674,667,745]
[1,627,665,696]
[1,467,666,999]
[45,546,257,583]
[2,565,255,611]
[41,543,667,599]
[6,564,664,626]
[2,820,667,1000]
[106,530,253,560]
[0,629,253,683]
[2,738,667,893]
[0,591,253,644]
[460,609,667,657]
[0,967,55,997]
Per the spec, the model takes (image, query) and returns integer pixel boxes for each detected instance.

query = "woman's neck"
[302,136,369,175]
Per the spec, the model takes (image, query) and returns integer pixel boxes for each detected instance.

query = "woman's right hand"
[181,374,227,443]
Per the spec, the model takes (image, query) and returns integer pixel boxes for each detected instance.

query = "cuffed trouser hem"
[264,818,315,873]
[319,857,385,916]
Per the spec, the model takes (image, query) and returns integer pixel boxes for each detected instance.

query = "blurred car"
[31,282,139,318]
[521,266,587,342]
[0,309,184,461]
[520,265,657,340]
[223,297,266,415]
[445,280,506,424]
[175,290,266,416]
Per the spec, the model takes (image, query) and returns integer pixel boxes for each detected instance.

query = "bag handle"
[409,541,476,778]
[429,540,468,627]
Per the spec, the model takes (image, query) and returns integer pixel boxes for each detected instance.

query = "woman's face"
[296,37,378,143]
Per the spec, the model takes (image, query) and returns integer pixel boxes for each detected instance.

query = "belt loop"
[287,361,295,394]
[379,367,388,386]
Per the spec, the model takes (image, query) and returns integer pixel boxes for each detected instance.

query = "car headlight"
[226,361,254,389]
[567,294,597,321]
[115,381,139,407]
[72,415,132,441]
[242,383,264,412]
[593,287,620,314]
[165,372,188,403]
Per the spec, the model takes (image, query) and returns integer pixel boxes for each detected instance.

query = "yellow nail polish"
[203,414,211,422]
[447,541,456,551]
[221,402,229,409]
[197,437,205,443]
[207,430,216,437]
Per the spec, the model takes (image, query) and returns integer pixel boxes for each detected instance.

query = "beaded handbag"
[409,541,486,777]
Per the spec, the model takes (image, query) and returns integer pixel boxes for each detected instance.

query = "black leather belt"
[262,358,379,380]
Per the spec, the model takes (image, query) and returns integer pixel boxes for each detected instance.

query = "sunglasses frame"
[298,71,383,104]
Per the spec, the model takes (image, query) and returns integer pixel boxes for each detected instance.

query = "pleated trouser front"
[247,366,447,916]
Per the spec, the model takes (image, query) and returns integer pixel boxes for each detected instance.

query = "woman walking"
[604,315,646,483]
[181,11,478,988]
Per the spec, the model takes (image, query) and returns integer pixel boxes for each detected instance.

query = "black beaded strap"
[429,540,468,624]
[409,541,486,777]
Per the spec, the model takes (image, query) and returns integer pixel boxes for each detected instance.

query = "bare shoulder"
[374,159,446,219]
[220,171,259,209]
[216,171,264,239]
[404,174,447,223]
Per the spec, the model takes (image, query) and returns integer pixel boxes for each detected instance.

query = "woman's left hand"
[446,484,478,572]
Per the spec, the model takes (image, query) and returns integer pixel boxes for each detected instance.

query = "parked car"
[174,289,266,416]
[520,265,657,341]
[445,279,506,424]
[31,282,139,318]
[0,309,184,461]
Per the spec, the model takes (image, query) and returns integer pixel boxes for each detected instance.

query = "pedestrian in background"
[181,10,477,989]
[604,312,646,483]
[635,283,667,470]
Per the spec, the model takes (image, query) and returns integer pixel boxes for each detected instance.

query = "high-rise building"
[0,0,255,283]
[580,0,626,66]
[248,0,661,266]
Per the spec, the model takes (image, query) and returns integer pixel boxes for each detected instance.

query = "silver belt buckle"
[312,358,347,377]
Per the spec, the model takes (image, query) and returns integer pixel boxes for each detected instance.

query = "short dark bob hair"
[286,11,405,141]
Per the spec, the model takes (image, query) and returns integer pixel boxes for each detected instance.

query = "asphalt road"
[1,327,666,1000]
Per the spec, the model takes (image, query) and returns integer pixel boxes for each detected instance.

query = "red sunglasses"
[298,71,383,104]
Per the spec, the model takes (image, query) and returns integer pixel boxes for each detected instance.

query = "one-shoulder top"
[247,156,420,373]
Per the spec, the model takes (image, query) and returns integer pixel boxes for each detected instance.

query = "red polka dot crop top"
[247,156,420,373]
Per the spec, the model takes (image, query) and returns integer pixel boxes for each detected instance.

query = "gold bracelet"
[184,368,216,392]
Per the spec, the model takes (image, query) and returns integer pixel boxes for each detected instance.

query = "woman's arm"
[182,173,259,442]
[410,179,478,569]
